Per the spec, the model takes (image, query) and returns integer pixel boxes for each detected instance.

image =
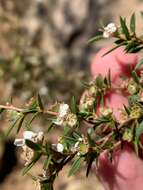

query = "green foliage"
[131,70,140,84]
[89,13,143,54]
[70,96,78,114]
[38,94,44,111]
[43,155,52,170]
[87,35,103,43]
[120,16,130,40]
[136,121,143,144]
[68,156,84,176]
[130,13,136,33]
[135,58,143,70]
[22,153,42,175]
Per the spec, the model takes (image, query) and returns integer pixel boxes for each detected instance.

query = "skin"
[90,47,143,190]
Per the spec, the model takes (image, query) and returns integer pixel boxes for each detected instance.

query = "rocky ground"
[0,0,143,190]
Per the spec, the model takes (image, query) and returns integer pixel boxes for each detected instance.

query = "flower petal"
[14,139,25,146]
[23,131,36,140]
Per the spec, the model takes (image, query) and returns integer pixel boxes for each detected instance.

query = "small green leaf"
[28,99,38,110]
[63,126,72,136]
[94,116,111,127]
[41,182,54,190]
[87,133,95,147]
[107,69,111,87]
[114,39,125,44]
[37,94,44,110]
[123,105,130,115]
[43,155,52,170]
[25,112,39,130]
[103,42,126,56]
[128,94,139,105]
[22,161,35,176]
[135,58,143,70]
[5,117,20,137]
[131,70,140,84]
[22,153,41,175]
[128,46,143,53]
[125,41,138,53]
[136,121,143,142]
[96,74,104,88]
[70,96,78,114]
[86,153,96,177]
[134,136,139,156]
[130,13,136,33]
[73,132,82,140]
[63,135,77,144]
[25,139,42,151]
[22,108,37,114]
[46,122,54,133]
[120,16,130,40]
[68,157,84,176]
[45,142,51,154]
[87,35,103,44]
[16,115,26,133]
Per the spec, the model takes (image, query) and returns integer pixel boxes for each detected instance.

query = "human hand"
[91,47,143,190]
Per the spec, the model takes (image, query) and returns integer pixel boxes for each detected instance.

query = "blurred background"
[0,0,143,190]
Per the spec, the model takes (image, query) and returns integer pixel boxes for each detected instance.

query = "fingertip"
[90,47,119,79]
[115,47,139,66]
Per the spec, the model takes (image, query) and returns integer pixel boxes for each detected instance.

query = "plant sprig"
[89,13,143,54]
[1,14,143,190]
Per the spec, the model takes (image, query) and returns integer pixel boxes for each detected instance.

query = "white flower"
[14,131,35,147]
[58,103,70,118]
[77,152,80,156]
[78,137,83,142]
[14,130,44,147]
[54,117,64,126]
[37,131,44,141]
[23,131,36,140]
[72,138,83,152]
[14,130,44,166]
[14,139,25,147]
[103,23,117,38]
[56,143,64,153]
[54,103,70,126]
[74,141,80,148]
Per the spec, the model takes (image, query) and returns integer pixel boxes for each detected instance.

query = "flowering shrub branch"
[1,14,143,190]
[88,13,143,55]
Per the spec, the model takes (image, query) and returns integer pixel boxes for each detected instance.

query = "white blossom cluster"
[54,103,77,127]
[103,23,117,38]
[51,143,64,153]
[14,131,44,165]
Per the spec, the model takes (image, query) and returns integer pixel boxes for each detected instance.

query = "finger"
[90,47,139,84]
[96,143,143,190]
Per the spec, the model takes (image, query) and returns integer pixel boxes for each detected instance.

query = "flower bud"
[130,106,142,119]
[56,143,64,153]
[123,129,133,142]
[127,83,138,94]
[100,107,113,117]
[66,113,77,127]
[89,86,97,96]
